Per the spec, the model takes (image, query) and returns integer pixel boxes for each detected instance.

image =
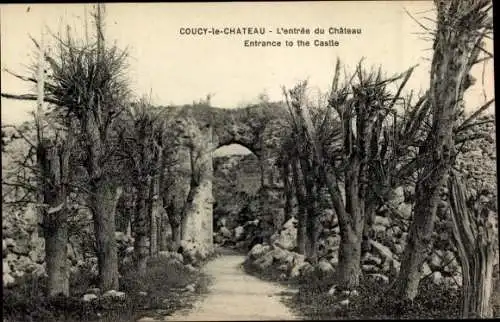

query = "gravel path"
[165,253,299,321]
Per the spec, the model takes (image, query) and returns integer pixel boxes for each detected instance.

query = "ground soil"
[166,251,299,321]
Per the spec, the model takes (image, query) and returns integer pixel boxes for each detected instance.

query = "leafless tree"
[392,0,494,300]
[283,59,419,290]
[2,4,131,291]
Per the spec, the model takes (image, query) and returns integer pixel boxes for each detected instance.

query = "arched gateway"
[158,102,289,253]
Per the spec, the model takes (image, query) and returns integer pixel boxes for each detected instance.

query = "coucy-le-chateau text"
[179,27,362,36]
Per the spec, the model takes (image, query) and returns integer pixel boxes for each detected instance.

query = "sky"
[0,2,495,154]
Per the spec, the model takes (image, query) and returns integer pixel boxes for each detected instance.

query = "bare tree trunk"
[156,214,162,252]
[304,182,319,263]
[296,207,307,255]
[159,213,169,251]
[42,160,70,298]
[336,160,364,290]
[34,27,70,297]
[123,193,134,236]
[448,172,497,318]
[117,186,134,233]
[337,226,362,288]
[172,223,182,247]
[149,144,163,256]
[305,206,320,264]
[300,157,320,264]
[291,158,307,254]
[149,179,158,256]
[38,138,72,297]
[133,178,149,276]
[150,212,157,256]
[89,179,120,291]
[157,145,172,252]
[163,198,182,249]
[180,212,189,241]
[392,0,486,300]
[282,160,294,223]
[44,218,69,296]
[336,198,364,291]
[81,99,121,291]
[126,219,132,238]
[361,203,377,254]
[392,181,438,298]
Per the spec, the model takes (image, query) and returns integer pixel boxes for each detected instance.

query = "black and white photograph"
[1,1,497,320]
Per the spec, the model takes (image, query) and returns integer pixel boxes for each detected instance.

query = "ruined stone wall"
[2,103,291,283]
[177,103,289,250]
[244,115,497,289]
[3,105,496,290]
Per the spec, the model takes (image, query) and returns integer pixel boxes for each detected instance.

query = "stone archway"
[211,144,260,246]
[159,102,289,253]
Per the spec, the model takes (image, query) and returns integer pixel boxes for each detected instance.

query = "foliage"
[3,257,210,322]
[116,98,167,183]
[281,58,423,281]
[393,0,494,302]
[285,276,461,320]
[244,251,462,319]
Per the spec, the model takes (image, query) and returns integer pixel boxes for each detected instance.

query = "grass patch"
[243,257,466,319]
[285,277,462,320]
[3,256,211,322]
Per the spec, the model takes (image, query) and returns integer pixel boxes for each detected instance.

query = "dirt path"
[166,253,299,321]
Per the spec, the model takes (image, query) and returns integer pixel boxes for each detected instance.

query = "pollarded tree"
[284,59,418,290]
[161,172,187,248]
[157,113,196,249]
[392,0,494,300]
[116,98,162,275]
[3,27,84,297]
[279,83,344,260]
[37,125,76,297]
[156,127,176,251]
[280,119,329,262]
[1,5,131,291]
[2,118,77,297]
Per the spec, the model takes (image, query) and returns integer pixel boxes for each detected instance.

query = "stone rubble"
[244,143,497,292]
[2,114,496,297]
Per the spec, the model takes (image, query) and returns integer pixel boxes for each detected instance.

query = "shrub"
[289,275,462,320]
[3,255,210,322]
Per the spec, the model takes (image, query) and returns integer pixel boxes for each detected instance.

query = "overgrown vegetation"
[393,0,494,303]
[3,256,211,322]
[246,0,496,319]
[2,3,214,320]
[1,0,497,320]
[243,253,463,319]
[287,277,462,320]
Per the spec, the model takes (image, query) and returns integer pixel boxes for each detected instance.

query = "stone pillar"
[255,118,288,240]
[182,177,214,250]
[181,125,215,253]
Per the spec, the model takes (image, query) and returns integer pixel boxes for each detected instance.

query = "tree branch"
[3,69,37,83]
[455,98,495,133]
[1,93,61,105]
